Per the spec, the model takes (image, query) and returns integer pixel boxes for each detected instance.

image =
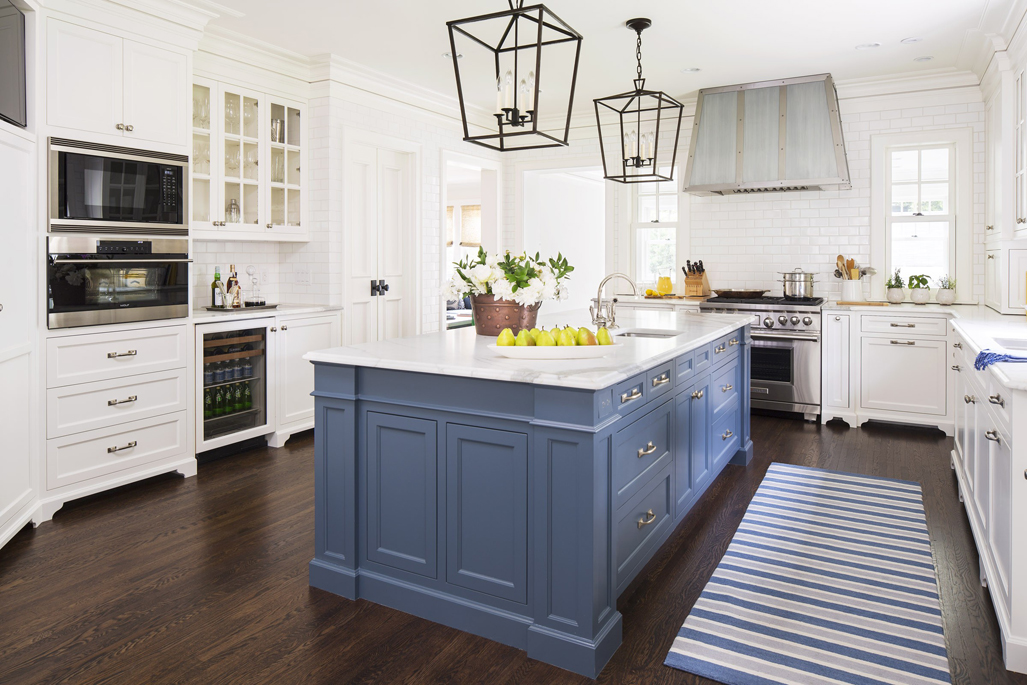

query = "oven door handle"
[50,258,193,264]
[751,333,820,342]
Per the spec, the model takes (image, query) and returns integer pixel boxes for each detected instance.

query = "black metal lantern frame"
[447,1,582,152]
[594,19,685,183]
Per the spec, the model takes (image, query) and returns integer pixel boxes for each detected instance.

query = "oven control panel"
[96,240,151,255]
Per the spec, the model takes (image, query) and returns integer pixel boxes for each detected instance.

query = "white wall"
[522,169,605,314]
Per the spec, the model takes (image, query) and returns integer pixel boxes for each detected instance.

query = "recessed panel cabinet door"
[690,378,711,492]
[674,390,694,518]
[47,20,123,137]
[366,413,437,578]
[122,40,189,147]
[990,431,1012,603]
[446,424,528,604]
[859,337,946,415]
[277,315,339,428]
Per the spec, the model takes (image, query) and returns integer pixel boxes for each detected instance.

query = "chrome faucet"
[590,273,638,329]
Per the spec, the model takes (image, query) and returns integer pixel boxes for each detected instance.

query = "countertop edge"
[950,319,1027,392]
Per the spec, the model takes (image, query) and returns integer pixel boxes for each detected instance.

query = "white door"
[122,40,189,147]
[859,337,947,415]
[47,20,123,137]
[823,314,850,409]
[344,141,415,344]
[277,314,340,427]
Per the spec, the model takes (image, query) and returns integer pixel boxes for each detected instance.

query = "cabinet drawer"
[47,369,188,439]
[711,359,740,418]
[712,408,740,468]
[46,411,189,490]
[859,337,947,416]
[711,330,742,367]
[613,400,673,510]
[675,350,695,384]
[694,344,712,374]
[47,325,189,387]
[615,467,672,590]
[612,373,646,415]
[861,315,947,337]
[646,362,674,401]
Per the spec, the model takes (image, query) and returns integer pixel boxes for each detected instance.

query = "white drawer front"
[47,325,189,388]
[859,337,947,415]
[861,315,948,337]
[47,412,188,490]
[47,369,188,439]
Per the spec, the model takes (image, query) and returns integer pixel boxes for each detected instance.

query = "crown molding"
[198,25,312,82]
[834,68,980,100]
[39,0,212,47]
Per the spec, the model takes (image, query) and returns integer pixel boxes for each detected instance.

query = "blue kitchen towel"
[975,349,1027,371]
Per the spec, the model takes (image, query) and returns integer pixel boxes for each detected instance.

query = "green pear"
[557,329,576,346]
[536,330,557,346]
[528,327,542,342]
[496,328,516,346]
[577,327,598,346]
[596,327,614,346]
[515,330,536,347]
[564,326,578,339]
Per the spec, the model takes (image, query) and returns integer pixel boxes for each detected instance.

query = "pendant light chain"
[635,30,644,81]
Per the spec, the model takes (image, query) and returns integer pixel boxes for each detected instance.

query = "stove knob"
[778,316,787,325]
[802,316,813,326]
[790,316,800,325]
[763,317,775,328]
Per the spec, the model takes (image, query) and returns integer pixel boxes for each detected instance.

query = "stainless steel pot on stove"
[780,268,816,299]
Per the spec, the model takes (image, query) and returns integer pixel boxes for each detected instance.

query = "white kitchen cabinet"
[986,90,1003,243]
[823,313,850,410]
[990,426,1013,601]
[269,313,341,447]
[860,337,947,416]
[986,250,1002,311]
[190,79,308,242]
[1010,249,1027,312]
[46,19,188,148]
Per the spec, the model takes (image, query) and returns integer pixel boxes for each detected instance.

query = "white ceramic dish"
[488,343,620,360]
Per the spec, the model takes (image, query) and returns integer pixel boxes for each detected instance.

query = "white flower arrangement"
[444,248,574,308]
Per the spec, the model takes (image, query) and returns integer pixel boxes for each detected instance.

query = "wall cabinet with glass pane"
[190,78,308,242]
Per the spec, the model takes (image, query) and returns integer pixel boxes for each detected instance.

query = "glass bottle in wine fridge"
[195,318,276,452]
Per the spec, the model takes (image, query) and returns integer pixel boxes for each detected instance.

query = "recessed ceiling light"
[900,37,922,44]
[855,42,881,50]
[913,56,934,62]
[442,52,463,59]
[681,67,701,73]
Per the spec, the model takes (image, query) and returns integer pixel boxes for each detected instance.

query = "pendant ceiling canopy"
[594,18,685,184]
[446,0,583,152]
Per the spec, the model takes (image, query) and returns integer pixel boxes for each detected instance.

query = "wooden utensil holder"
[684,272,712,298]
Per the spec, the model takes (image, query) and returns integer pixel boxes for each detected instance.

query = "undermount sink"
[613,328,681,339]
[993,337,1027,351]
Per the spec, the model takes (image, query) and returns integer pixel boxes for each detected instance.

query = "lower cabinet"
[823,314,850,410]
[276,313,341,431]
[860,336,947,416]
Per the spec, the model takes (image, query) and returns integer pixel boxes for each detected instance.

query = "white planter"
[910,288,931,305]
[887,288,905,304]
[936,288,956,305]
[840,280,864,302]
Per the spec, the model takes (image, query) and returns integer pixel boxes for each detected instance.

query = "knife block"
[684,272,712,298]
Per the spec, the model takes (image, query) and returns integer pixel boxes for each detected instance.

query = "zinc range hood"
[682,73,850,195]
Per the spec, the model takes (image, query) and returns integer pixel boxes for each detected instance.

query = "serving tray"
[488,343,620,360]
[204,304,279,312]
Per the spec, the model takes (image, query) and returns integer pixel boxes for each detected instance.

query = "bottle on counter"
[211,266,224,308]
[227,265,242,308]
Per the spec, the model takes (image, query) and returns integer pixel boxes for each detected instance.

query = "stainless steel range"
[701,296,823,421]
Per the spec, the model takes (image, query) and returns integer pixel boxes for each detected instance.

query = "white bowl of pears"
[488,324,620,360]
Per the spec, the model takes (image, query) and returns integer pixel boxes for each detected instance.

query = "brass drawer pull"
[107,350,137,358]
[951,365,961,372]
[620,388,642,403]
[953,343,962,349]
[722,384,733,392]
[107,440,137,454]
[722,429,733,440]
[964,395,976,404]
[989,394,1005,407]
[985,430,1000,443]
[729,338,739,346]
[637,441,657,458]
[890,340,915,346]
[651,374,670,387]
[890,323,916,328]
[714,344,727,354]
[107,395,137,407]
[691,389,704,400]
[637,509,656,529]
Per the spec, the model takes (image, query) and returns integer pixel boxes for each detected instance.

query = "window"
[632,169,678,286]
[885,144,955,285]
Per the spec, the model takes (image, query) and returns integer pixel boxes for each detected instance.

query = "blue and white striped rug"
[665,462,951,685]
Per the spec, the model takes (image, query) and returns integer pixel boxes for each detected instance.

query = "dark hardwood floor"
[1,417,1023,684]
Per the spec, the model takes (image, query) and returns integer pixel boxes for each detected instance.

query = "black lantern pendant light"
[447,1,582,152]
[594,19,684,183]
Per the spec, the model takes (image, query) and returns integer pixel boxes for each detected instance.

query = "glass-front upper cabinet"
[191,79,217,228]
[220,83,263,229]
[267,96,305,236]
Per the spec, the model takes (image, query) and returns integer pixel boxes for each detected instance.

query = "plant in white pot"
[885,269,905,304]
[936,276,956,305]
[908,274,931,305]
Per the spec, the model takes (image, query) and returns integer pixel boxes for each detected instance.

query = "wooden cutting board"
[836,301,889,306]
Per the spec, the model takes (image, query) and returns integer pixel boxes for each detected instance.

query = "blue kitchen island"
[305,309,753,678]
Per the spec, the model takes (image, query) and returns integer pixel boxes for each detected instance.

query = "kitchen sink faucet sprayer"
[591,273,638,329]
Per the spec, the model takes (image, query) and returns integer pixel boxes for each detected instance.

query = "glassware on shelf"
[225,145,241,175]
[225,95,239,135]
[271,118,284,143]
[227,198,241,224]
[271,153,285,184]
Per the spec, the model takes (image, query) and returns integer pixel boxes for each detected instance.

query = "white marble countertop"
[193,303,342,322]
[612,296,704,308]
[305,309,752,390]
[822,302,1012,320]
[950,317,1027,391]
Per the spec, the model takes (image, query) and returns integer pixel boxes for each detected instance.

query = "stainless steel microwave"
[49,138,189,236]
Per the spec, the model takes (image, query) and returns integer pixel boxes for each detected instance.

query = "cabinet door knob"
[637,509,656,528]
[125,124,134,132]
[116,123,125,130]
[280,325,288,331]
[270,327,277,332]
[834,316,841,321]
[721,429,734,440]
[690,389,704,400]
[637,441,657,458]
[986,225,994,231]
[722,384,733,392]
[964,395,976,404]
[267,223,273,229]
[989,394,1004,407]
[985,430,1000,443]
[988,254,996,260]
[953,343,962,349]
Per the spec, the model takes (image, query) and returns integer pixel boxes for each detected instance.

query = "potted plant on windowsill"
[936,276,956,305]
[908,274,931,305]
[885,269,905,304]
[443,248,574,336]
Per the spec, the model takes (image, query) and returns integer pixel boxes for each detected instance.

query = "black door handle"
[380,280,389,293]
[370,280,380,296]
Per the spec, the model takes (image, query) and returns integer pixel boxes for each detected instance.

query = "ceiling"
[207,0,1012,114]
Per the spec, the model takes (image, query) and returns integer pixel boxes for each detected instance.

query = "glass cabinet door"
[191,80,217,227]
[219,84,263,229]
[267,98,303,233]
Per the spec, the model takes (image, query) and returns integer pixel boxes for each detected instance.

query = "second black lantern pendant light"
[594,18,685,183]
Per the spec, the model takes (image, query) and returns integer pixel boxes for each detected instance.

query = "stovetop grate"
[702,296,825,307]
